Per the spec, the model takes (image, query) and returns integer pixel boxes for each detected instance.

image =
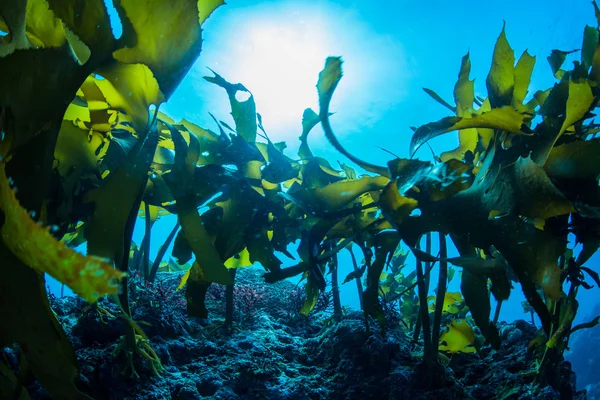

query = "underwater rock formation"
[8,267,584,400]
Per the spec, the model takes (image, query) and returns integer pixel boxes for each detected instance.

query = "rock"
[507,328,523,343]
[175,385,200,400]
[32,267,585,400]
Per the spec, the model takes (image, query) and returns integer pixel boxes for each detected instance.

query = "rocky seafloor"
[6,267,589,400]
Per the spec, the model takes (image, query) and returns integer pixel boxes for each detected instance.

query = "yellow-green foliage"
[1,0,600,397]
[0,162,125,302]
[317,3,600,355]
[428,292,464,315]
[439,319,476,354]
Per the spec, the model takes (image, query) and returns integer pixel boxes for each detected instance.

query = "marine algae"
[0,161,125,302]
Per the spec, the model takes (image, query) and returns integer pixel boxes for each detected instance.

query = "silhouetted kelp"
[0,0,598,398]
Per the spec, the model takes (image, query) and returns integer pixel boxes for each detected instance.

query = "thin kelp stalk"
[413,233,432,342]
[85,116,163,377]
[493,300,503,325]
[415,237,432,365]
[142,202,152,280]
[413,306,423,342]
[148,221,181,282]
[60,283,65,298]
[537,283,577,392]
[424,232,432,298]
[361,245,374,333]
[119,126,163,377]
[537,256,583,394]
[225,268,237,332]
[131,234,148,275]
[431,233,448,364]
[331,247,342,322]
[349,247,364,309]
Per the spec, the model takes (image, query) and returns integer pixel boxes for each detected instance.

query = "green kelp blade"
[410,106,533,157]
[166,124,232,285]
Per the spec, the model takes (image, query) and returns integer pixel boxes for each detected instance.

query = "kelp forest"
[0,0,599,399]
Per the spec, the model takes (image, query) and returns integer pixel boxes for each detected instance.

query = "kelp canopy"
[0,0,599,398]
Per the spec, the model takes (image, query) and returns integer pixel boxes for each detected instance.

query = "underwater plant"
[315,3,600,390]
[0,0,225,396]
[0,0,598,398]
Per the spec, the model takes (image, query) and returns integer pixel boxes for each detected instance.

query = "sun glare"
[230,22,330,135]
[176,2,410,148]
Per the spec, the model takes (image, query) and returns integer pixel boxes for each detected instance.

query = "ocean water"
[2,0,599,398]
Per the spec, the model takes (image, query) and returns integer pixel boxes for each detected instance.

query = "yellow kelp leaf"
[440,128,478,162]
[530,259,563,301]
[0,0,30,56]
[63,101,91,125]
[244,160,263,180]
[339,161,358,180]
[512,50,536,110]
[211,187,258,261]
[0,163,125,302]
[298,108,320,159]
[25,0,66,48]
[486,23,515,108]
[64,27,91,65]
[54,121,107,178]
[317,56,343,102]
[114,0,224,97]
[513,155,574,220]
[84,124,159,269]
[594,0,600,25]
[225,248,253,269]
[439,319,477,354]
[411,106,533,156]
[314,175,389,210]
[166,126,233,285]
[301,157,344,188]
[453,107,532,134]
[180,119,226,165]
[261,179,279,191]
[581,25,598,71]
[379,181,418,227]
[95,63,165,133]
[423,88,456,113]
[78,75,110,111]
[544,139,600,180]
[590,41,600,84]
[46,0,114,58]
[428,291,464,314]
[177,268,192,291]
[440,52,478,161]
[454,52,474,116]
[547,49,578,79]
[61,222,86,248]
[139,202,161,224]
[158,258,191,273]
[558,80,594,137]
[300,279,321,316]
[287,176,389,214]
[547,292,578,349]
[428,159,474,200]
